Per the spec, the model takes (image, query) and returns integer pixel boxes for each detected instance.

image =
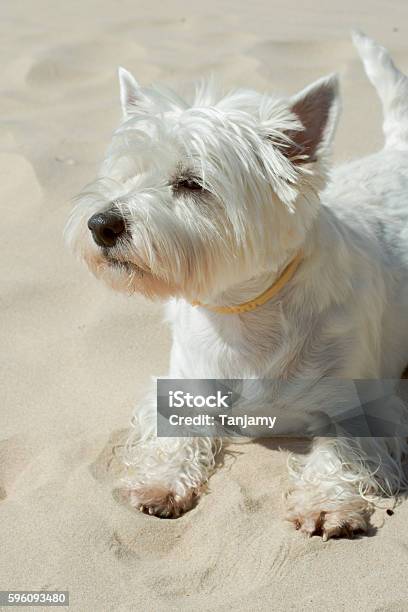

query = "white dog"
[66,32,408,539]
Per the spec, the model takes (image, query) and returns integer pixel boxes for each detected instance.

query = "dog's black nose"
[87,210,126,248]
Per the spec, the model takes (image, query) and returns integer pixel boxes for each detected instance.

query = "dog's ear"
[118,67,141,118]
[284,74,340,163]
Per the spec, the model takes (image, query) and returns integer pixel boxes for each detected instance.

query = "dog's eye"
[174,178,203,192]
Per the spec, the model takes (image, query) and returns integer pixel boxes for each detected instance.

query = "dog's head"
[65,69,339,301]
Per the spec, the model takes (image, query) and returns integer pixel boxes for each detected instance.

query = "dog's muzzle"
[88,209,126,248]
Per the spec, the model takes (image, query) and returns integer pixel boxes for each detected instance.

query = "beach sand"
[1,1,408,609]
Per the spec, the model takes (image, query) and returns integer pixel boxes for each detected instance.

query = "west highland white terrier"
[66,32,408,539]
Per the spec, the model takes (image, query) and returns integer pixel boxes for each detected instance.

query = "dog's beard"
[104,252,145,276]
[66,192,266,302]
[80,244,180,299]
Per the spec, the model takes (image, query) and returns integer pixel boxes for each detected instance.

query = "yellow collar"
[192,251,303,314]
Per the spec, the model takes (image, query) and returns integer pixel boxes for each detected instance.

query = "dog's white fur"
[66,32,408,538]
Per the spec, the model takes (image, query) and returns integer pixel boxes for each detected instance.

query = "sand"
[1,1,408,610]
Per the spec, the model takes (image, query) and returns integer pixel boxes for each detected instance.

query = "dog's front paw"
[128,483,201,518]
[286,486,372,540]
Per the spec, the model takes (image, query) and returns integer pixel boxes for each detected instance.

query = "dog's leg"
[286,438,374,539]
[286,433,408,540]
[123,385,217,518]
